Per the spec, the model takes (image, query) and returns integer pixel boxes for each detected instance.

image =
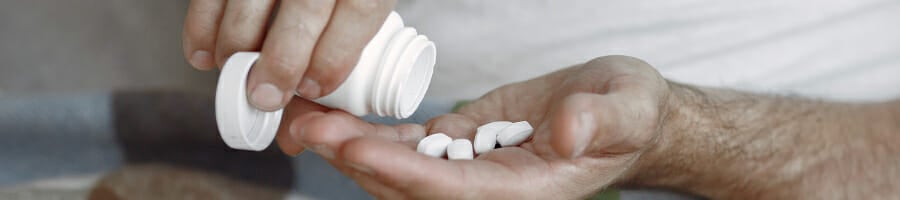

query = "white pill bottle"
[216,11,436,151]
[315,11,436,119]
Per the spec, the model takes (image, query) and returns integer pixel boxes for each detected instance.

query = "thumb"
[546,92,657,159]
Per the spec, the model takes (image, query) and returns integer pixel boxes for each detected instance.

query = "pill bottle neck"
[371,27,435,119]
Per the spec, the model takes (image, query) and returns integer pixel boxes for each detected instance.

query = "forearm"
[626,81,900,199]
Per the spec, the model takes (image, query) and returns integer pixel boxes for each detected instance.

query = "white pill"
[473,121,513,154]
[417,133,452,158]
[473,131,497,154]
[497,121,534,147]
[447,139,474,160]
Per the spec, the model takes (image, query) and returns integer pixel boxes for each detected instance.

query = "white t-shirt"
[396,0,900,102]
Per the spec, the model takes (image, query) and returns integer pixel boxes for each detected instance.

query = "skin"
[628,81,900,199]
[183,4,900,198]
[182,0,397,114]
[275,55,900,199]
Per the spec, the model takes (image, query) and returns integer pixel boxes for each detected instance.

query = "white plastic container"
[216,11,436,151]
[314,11,436,119]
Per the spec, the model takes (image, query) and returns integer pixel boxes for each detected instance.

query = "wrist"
[621,81,775,198]
[620,81,701,188]
[619,79,900,199]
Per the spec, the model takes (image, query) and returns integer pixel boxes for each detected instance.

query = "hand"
[183,0,397,111]
[278,55,674,199]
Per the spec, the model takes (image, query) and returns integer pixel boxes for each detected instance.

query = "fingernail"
[571,112,596,159]
[345,161,375,176]
[190,50,212,69]
[287,121,307,157]
[250,83,284,111]
[296,78,322,99]
[307,144,335,159]
[289,119,304,141]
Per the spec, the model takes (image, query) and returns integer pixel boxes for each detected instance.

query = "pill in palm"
[473,131,498,154]
[477,121,513,133]
[473,121,513,154]
[417,133,452,158]
[447,139,474,160]
[497,121,534,147]
[415,121,533,159]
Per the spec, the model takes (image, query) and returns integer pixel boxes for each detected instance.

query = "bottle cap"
[215,52,283,151]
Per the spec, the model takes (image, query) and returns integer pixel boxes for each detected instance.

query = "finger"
[213,0,276,66]
[247,0,335,111]
[379,123,426,148]
[542,93,623,159]
[289,110,425,158]
[317,153,406,199]
[299,0,396,98]
[343,168,405,199]
[425,113,479,139]
[339,137,469,196]
[275,135,304,156]
[454,66,576,125]
[474,147,547,173]
[275,98,332,156]
[535,56,667,158]
[183,0,226,70]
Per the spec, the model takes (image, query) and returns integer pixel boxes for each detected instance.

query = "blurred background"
[0,0,898,199]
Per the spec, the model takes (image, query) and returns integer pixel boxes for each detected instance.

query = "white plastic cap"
[215,52,283,151]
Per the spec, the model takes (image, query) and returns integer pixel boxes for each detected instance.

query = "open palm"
[275,56,672,199]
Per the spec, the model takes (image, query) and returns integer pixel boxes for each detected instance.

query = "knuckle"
[219,30,262,50]
[598,55,658,76]
[592,55,641,63]
[259,53,306,81]
[314,53,356,76]
[301,0,337,16]
[276,1,331,41]
[583,55,665,87]
[272,21,319,42]
[226,9,252,27]
[586,55,649,69]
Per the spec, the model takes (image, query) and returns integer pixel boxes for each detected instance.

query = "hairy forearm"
[626,81,900,199]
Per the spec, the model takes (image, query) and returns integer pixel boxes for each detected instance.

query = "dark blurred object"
[112,90,295,189]
[88,164,291,200]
